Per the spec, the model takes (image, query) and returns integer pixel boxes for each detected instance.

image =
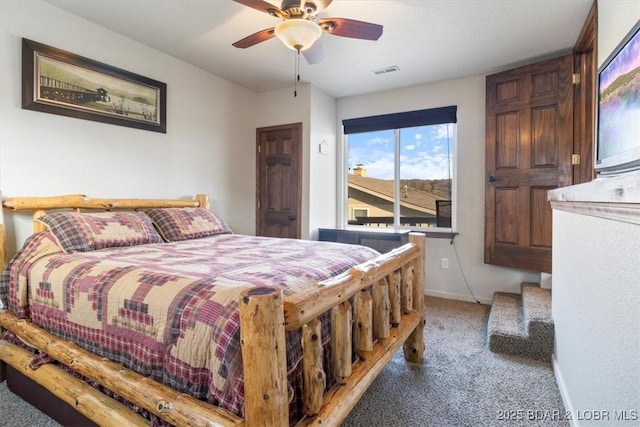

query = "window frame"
[339,107,458,234]
[351,207,370,222]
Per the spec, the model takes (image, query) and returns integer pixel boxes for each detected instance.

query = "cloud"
[349,124,454,180]
[401,151,452,180]
[433,124,453,140]
[357,154,395,179]
[400,153,451,179]
[367,136,393,146]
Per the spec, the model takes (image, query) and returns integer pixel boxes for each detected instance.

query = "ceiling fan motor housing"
[280,0,318,17]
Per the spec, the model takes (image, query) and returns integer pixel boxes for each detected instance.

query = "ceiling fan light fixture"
[275,19,322,52]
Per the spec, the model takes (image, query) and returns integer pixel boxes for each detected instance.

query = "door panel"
[485,55,574,273]
[496,112,519,168]
[531,186,554,248]
[256,123,302,239]
[495,188,518,244]
[531,106,558,166]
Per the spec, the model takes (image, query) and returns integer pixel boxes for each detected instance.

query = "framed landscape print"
[22,38,167,133]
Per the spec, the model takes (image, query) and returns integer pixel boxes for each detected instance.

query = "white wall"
[309,85,338,240]
[551,1,640,425]
[597,0,640,67]
[552,205,640,426]
[0,0,257,252]
[337,75,539,303]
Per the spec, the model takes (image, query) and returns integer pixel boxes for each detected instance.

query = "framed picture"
[22,38,167,133]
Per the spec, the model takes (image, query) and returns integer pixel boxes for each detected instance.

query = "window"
[351,207,370,223]
[343,106,456,230]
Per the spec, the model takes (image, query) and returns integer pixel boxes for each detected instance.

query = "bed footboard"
[239,232,425,426]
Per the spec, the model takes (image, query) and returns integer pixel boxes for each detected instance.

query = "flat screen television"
[595,19,640,176]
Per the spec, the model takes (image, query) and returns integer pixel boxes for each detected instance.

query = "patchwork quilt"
[0,232,379,422]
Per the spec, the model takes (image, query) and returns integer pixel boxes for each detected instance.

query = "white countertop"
[548,170,640,204]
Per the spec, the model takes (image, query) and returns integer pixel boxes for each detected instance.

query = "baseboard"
[425,289,492,305]
[553,353,578,427]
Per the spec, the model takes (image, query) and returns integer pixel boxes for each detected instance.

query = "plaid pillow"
[37,211,163,253]
[145,208,232,242]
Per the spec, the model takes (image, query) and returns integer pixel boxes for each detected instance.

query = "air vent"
[372,65,400,75]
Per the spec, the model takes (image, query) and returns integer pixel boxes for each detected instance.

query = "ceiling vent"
[372,65,400,75]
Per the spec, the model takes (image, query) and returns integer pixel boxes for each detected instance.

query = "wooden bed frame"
[0,194,426,427]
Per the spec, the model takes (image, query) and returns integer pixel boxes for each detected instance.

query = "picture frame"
[22,38,167,133]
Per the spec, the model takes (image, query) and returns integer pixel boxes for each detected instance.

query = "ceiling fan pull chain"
[294,49,300,97]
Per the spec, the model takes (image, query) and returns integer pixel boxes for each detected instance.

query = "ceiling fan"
[232,0,383,64]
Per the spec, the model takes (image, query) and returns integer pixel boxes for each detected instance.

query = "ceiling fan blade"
[233,0,282,16]
[232,27,276,49]
[319,18,383,41]
[302,41,324,64]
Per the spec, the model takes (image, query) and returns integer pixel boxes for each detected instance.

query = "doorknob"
[488,175,497,184]
[288,215,296,221]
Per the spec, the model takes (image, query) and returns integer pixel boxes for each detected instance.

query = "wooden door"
[485,55,574,273]
[256,123,302,239]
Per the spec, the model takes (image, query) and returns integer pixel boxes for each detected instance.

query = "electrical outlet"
[441,258,449,269]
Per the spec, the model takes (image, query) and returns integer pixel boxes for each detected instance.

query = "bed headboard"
[0,193,210,270]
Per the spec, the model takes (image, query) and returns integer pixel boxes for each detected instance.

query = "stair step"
[522,282,552,325]
[521,282,554,360]
[487,292,526,338]
[487,283,554,362]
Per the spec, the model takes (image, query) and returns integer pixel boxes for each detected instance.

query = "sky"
[347,123,453,180]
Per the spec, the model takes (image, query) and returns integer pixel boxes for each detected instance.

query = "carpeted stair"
[487,282,554,361]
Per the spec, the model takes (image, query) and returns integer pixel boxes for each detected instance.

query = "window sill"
[418,231,458,240]
[343,225,458,240]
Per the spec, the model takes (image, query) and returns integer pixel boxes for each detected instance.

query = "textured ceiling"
[45,0,593,98]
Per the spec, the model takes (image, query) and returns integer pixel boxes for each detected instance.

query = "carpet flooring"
[0,297,568,426]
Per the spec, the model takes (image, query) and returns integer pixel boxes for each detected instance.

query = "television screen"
[595,19,640,176]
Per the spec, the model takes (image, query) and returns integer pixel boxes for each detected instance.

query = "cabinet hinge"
[258,144,261,153]
[572,73,581,84]
[571,154,581,165]
[257,200,261,210]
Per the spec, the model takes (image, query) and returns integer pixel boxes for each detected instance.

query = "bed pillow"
[145,207,232,242]
[37,211,163,253]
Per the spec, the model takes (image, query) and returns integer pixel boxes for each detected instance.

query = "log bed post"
[388,270,402,327]
[401,265,414,314]
[302,318,325,416]
[403,232,426,363]
[195,194,210,209]
[239,286,289,427]
[353,289,373,354]
[330,301,352,385]
[372,279,390,341]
